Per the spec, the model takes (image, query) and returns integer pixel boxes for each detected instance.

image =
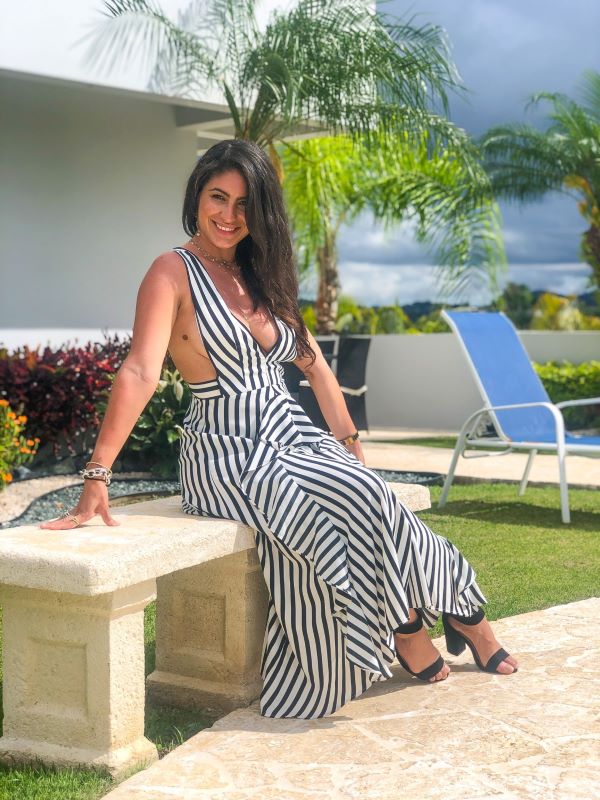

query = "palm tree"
[480,70,600,291]
[282,133,505,332]
[87,0,467,178]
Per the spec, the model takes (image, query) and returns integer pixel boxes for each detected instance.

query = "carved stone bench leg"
[147,549,269,712]
[0,580,158,778]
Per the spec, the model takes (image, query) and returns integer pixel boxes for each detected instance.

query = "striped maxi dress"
[174,247,487,719]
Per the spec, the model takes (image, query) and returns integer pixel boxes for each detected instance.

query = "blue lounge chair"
[438,311,600,523]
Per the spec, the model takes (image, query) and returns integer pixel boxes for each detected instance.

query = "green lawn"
[0,482,598,799]
[373,436,539,454]
[423,483,600,636]
[0,606,219,800]
[373,436,460,449]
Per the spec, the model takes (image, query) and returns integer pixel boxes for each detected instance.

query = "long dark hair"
[182,140,314,363]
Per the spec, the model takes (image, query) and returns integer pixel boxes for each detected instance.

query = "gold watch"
[337,431,359,446]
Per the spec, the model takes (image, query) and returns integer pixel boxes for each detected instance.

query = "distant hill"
[578,290,600,313]
[299,289,599,321]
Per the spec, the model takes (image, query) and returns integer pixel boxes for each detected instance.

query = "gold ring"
[62,509,80,527]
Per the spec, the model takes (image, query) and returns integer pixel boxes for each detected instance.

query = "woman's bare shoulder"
[147,248,187,275]
[140,249,189,289]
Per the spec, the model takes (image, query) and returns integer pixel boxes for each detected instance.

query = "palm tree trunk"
[315,234,339,334]
[583,224,600,290]
[267,143,285,185]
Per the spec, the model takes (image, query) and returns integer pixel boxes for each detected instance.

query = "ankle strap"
[393,611,423,634]
[451,607,485,626]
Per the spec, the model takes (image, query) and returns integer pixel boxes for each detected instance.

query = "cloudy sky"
[2,1,599,304]
[334,0,600,304]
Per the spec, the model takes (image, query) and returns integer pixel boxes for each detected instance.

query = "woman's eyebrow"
[208,186,247,199]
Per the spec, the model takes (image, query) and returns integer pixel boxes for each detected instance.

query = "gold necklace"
[189,235,240,272]
[188,237,256,321]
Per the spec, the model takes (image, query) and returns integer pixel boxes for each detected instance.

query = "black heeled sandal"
[442,608,516,674]
[394,610,446,682]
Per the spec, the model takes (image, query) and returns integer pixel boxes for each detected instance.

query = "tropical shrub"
[331,298,450,334]
[532,293,600,331]
[411,312,450,333]
[534,360,600,429]
[301,304,317,334]
[334,297,386,334]
[0,336,130,456]
[116,368,191,478]
[0,400,40,488]
[496,282,535,329]
[375,306,412,334]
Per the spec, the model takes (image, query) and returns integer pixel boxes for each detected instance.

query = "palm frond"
[257,0,460,139]
[84,0,215,91]
[578,70,600,123]
[484,72,600,211]
[480,123,581,201]
[282,131,505,296]
[87,0,465,151]
[358,139,505,296]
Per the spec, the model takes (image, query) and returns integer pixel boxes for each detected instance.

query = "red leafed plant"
[0,335,131,455]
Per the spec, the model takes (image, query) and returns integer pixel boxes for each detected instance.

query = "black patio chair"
[336,336,370,432]
[285,337,336,429]
[282,337,337,404]
[292,335,370,432]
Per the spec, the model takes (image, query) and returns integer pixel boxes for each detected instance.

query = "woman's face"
[196,169,249,255]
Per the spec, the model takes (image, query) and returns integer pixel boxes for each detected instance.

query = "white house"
[0,0,294,349]
[0,67,240,346]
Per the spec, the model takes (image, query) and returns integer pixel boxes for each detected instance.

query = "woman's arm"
[40,255,180,529]
[88,257,180,469]
[293,331,365,465]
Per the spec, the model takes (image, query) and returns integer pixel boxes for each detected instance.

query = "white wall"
[0,0,286,100]
[365,332,600,430]
[0,72,199,329]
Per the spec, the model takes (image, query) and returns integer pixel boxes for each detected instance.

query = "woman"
[41,140,517,719]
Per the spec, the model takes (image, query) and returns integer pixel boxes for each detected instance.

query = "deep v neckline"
[181,247,282,357]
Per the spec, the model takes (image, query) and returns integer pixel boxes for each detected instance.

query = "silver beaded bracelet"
[79,465,113,486]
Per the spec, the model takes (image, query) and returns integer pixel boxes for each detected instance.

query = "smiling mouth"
[212,220,239,234]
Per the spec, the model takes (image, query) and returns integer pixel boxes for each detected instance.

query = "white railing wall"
[1,329,598,432]
[365,331,600,431]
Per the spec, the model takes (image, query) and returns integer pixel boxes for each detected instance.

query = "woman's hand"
[343,439,365,465]
[39,480,120,530]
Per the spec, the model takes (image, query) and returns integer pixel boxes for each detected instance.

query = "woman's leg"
[393,608,450,682]
[394,609,518,679]
[444,612,518,674]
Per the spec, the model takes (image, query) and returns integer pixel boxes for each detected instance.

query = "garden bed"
[0,470,443,529]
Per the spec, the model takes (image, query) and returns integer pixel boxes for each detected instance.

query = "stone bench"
[0,484,430,778]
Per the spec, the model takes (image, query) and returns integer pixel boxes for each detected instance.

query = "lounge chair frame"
[438,311,600,523]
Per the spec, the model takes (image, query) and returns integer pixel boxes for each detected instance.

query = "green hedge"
[534,360,600,429]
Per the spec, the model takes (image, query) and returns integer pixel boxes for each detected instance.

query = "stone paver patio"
[360,430,600,489]
[103,597,600,800]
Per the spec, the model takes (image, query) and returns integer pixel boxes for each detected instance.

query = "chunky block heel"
[442,613,467,656]
[442,608,516,674]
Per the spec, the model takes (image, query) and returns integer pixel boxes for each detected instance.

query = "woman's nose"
[223,202,243,221]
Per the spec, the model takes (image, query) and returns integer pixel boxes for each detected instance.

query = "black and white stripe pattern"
[175,248,486,719]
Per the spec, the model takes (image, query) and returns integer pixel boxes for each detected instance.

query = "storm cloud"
[334,0,600,303]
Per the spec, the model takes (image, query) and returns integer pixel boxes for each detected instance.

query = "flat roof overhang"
[0,67,328,151]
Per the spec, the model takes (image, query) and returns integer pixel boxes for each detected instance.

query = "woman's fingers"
[100,507,120,527]
[39,509,94,530]
[38,481,120,530]
[39,504,119,529]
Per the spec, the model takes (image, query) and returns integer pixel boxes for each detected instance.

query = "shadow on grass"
[428,499,599,530]
[145,701,219,757]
